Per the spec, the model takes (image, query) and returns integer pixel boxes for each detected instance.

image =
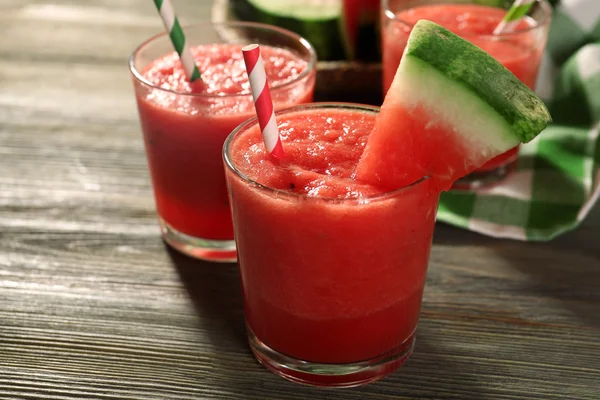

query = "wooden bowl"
[211,0,383,106]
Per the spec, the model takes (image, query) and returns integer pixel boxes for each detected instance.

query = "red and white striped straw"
[242,44,284,159]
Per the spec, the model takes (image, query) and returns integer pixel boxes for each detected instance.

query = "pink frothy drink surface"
[383,4,545,171]
[227,107,438,364]
[135,44,314,240]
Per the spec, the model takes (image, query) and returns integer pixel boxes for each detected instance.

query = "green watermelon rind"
[231,0,351,61]
[403,20,551,144]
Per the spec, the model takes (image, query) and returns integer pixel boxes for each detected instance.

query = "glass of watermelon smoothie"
[223,103,440,387]
[381,0,552,188]
[129,22,316,262]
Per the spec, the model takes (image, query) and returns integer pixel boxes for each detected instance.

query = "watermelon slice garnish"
[355,20,552,191]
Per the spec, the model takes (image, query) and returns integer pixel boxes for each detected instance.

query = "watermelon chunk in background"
[231,0,352,61]
[342,0,381,61]
[355,20,552,192]
[232,0,384,62]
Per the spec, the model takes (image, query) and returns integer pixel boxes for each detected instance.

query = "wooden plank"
[0,1,208,65]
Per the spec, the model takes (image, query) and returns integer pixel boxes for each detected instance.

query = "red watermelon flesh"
[355,104,480,192]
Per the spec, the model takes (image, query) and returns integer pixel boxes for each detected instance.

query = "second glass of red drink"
[129,22,316,261]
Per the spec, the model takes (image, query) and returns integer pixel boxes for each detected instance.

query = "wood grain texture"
[1,1,599,399]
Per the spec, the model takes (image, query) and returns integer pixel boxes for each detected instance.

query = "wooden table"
[2,1,599,399]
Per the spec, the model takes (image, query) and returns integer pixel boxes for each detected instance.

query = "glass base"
[159,218,237,262]
[248,327,415,388]
[452,158,518,191]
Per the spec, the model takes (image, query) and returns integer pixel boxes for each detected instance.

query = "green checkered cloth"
[438,0,600,241]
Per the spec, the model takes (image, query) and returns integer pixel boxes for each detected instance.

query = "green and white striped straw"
[493,0,535,35]
[153,0,201,82]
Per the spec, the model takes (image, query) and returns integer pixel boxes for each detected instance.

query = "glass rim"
[129,21,317,99]
[223,102,430,203]
[382,0,553,38]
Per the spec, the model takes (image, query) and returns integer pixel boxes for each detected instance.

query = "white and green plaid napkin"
[438,0,600,241]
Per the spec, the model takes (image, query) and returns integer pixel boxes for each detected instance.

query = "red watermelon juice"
[382,1,551,180]
[224,103,439,386]
[130,23,316,261]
